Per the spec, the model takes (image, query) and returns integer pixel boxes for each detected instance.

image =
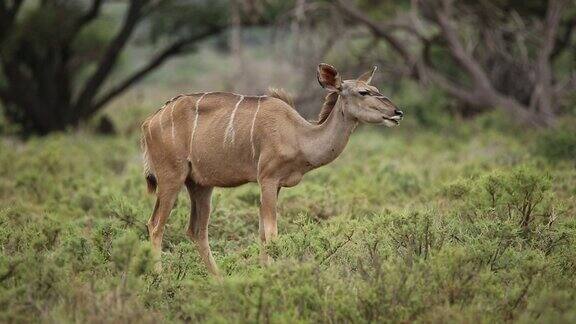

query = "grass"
[1,106,575,322]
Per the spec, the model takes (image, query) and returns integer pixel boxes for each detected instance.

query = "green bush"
[443,166,554,233]
[0,120,574,322]
[535,122,576,162]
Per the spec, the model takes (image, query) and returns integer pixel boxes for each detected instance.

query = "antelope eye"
[358,90,369,96]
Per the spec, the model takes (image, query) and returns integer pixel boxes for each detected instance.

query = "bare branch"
[529,0,566,124]
[89,27,224,114]
[425,70,479,103]
[540,0,566,61]
[333,0,415,66]
[0,0,25,41]
[553,71,576,97]
[336,0,543,124]
[434,6,492,92]
[74,0,148,115]
[333,0,481,106]
[429,2,542,123]
[551,15,576,60]
[73,0,104,31]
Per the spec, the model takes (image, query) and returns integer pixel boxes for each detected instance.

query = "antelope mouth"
[382,116,402,126]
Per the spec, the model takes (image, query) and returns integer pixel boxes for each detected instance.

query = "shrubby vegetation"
[535,121,576,163]
[1,112,574,322]
[1,1,574,322]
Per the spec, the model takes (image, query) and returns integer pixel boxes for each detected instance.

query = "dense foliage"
[1,113,574,322]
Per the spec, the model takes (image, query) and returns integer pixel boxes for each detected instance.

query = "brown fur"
[317,92,339,124]
[141,64,402,275]
[267,87,295,108]
[267,87,340,125]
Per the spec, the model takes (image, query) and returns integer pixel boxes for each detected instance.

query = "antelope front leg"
[259,180,279,265]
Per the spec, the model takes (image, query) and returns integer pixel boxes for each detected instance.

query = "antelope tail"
[140,133,157,194]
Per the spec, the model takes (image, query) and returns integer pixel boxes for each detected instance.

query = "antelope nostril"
[395,109,404,116]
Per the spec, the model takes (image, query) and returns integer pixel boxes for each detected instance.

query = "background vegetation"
[1,0,575,322]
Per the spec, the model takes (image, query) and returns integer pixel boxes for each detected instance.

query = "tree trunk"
[230,0,244,91]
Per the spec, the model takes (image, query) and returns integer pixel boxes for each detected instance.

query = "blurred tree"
[230,0,243,91]
[332,0,576,126]
[0,0,279,135]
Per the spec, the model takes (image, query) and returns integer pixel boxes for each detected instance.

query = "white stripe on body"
[224,95,245,146]
[250,96,262,159]
[170,101,176,143]
[189,92,211,157]
[147,119,153,139]
[159,104,168,135]
[158,94,183,137]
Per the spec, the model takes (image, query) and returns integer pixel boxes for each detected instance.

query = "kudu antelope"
[141,63,403,275]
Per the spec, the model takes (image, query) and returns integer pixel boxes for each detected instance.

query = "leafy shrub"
[535,122,576,162]
[503,167,552,230]
[443,166,554,233]
[0,122,574,322]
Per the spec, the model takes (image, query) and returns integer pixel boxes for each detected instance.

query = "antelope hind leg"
[147,182,181,273]
[185,183,220,276]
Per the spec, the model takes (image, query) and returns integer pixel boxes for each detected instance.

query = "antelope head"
[317,63,403,127]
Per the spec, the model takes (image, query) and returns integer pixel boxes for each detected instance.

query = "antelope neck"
[301,97,358,168]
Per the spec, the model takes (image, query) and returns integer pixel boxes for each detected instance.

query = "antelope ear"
[317,63,342,92]
[357,65,377,84]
